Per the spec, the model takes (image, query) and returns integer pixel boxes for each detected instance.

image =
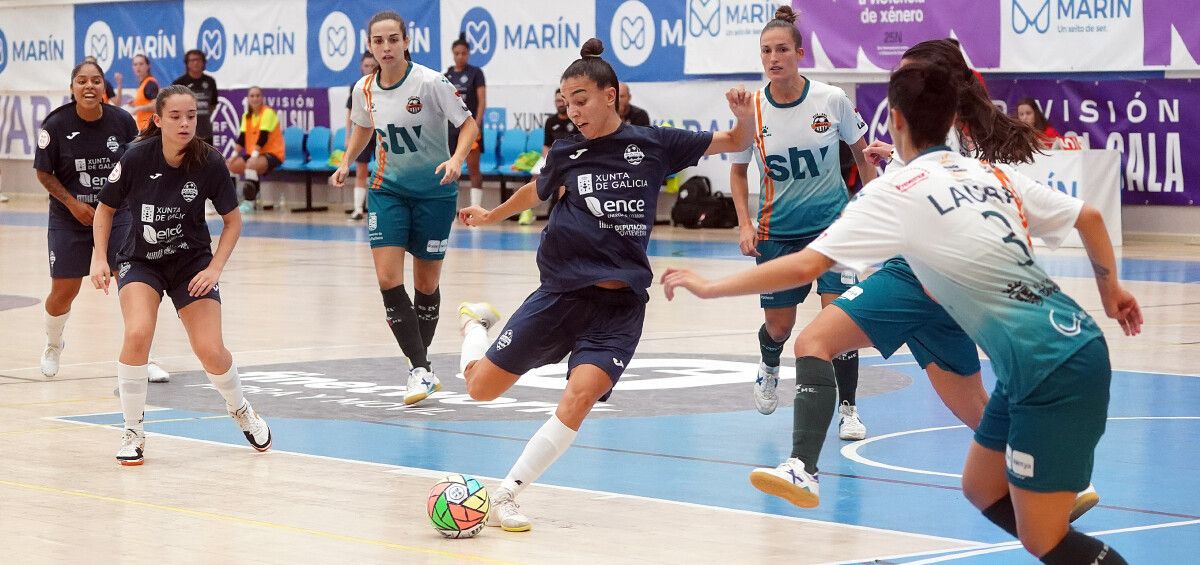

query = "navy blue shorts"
[240,152,283,175]
[485,286,645,402]
[48,223,130,278]
[355,137,377,164]
[115,252,221,311]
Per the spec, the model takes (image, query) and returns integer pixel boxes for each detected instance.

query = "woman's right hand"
[862,140,894,167]
[69,201,96,226]
[330,163,349,188]
[739,225,761,257]
[90,257,112,295]
[458,206,493,227]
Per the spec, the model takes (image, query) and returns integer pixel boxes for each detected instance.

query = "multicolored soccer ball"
[427,474,490,538]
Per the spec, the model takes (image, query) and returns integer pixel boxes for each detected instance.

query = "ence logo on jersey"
[406,96,423,115]
[811,113,831,133]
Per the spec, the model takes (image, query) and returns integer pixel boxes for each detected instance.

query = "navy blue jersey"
[98,137,237,263]
[445,64,485,118]
[535,124,712,300]
[34,103,138,230]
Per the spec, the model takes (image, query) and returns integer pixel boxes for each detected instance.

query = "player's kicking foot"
[750,457,820,508]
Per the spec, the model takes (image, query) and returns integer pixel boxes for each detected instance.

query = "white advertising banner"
[0,6,76,92]
[683,0,782,75]
[1002,0,1146,72]
[1012,150,1123,247]
[183,0,310,88]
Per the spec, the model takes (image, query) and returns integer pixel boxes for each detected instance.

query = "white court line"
[0,342,398,373]
[871,361,921,367]
[46,412,984,548]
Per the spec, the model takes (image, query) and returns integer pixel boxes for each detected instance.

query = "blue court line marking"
[4,210,1200,283]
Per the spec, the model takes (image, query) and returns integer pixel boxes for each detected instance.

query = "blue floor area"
[58,357,1200,563]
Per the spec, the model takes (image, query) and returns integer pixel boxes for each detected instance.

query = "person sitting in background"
[226,87,284,212]
[618,83,650,126]
[519,88,577,224]
[1015,98,1059,149]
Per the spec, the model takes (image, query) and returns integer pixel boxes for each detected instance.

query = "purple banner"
[856,79,1196,206]
[795,0,1000,71]
[211,87,331,159]
[1143,1,1200,67]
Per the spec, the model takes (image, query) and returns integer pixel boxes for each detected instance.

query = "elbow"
[1075,204,1103,229]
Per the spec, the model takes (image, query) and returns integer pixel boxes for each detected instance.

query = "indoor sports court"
[1,1,1198,564]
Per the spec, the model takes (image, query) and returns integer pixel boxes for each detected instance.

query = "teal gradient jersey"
[732,78,867,240]
[350,63,472,200]
[810,148,1103,402]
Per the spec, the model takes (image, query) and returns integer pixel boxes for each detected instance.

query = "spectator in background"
[227,87,284,213]
[1015,98,1060,149]
[519,88,577,225]
[446,33,488,208]
[346,51,379,221]
[618,83,650,126]
[173,50,219,146]
[127,54,159,133]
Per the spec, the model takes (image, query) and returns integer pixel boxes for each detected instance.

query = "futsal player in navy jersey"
[455,38,756,532]
[33,61,169,383]
[91,85,271,466]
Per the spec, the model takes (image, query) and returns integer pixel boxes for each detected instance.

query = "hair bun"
[580,37,605,58]
[774,5,797,24]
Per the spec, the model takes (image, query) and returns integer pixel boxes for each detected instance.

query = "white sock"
[117,362,149,431]
[470,187,483,208]
[207,362,245,411]
[45,311,69,347]
[460,321,490,372]
[244,168,259,182]
[354,186,367,213]
[500,414,577,497]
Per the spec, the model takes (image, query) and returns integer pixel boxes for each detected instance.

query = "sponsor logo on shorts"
[106,135,119,152]
[181,181,198,202]
[74,159,87,172]
[38,129,50,149]
[576,173,593,195]
[495,329,513,351]
[612,358,625,368]
[623,144,644,165]
[426,239,449,254]
[1005,445,1035,479]
[811,113,831,133]
[107,162,122,183]
[840,271,857,285]
[118,262,131,279]
[367,212,377,231]
[406,96,423,115]
[840,286,864,301]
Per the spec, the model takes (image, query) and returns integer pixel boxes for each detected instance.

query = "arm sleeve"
[835,90,868,145]
[807,181,911,274]
[349,78,373,128]
[434,74,472,126]
[543,119,554,148]
[475,67,486,88]
[98,154,132,209]
[255,131,270,149]
[534,149,560,201]
[657,127,713,174]
[33,121,58,173]
[234,132,246,148]
[207,154,239,215]
[994,164,1083,250]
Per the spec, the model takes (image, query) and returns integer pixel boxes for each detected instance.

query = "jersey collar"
[764,76,810,109]
[915,144,952,159]
[377,62,413,91]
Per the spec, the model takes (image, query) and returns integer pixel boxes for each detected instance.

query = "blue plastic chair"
[479,127,502,172]
[304,126,336,171]
[279,127,307,170]
[497,129,532,175]
[332,127,346,153]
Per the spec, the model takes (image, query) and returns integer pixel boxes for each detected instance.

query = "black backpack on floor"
[671,176,738,229]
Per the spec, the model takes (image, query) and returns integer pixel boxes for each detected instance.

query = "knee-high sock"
[833,350,860,405]
[45,310,69,347]
[791,356,838,474]
[758,324,787,368]
[207,362,245,411]
[414,288,441,349]
[460,321,491,372]
[381,285,429,370]
[1041,529,1126,564]
[117,362,149,431]
[470,187,483,208]
[500,415,577,497]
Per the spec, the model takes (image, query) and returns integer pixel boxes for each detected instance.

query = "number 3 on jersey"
[377,124,423,154]
[765,146,829,182]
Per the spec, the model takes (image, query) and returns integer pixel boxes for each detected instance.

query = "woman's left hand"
[435,157,464,185]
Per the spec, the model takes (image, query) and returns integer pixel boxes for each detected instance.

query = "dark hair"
[888,63,959,149]
[138,84,212,170]
[361,50,376,61]
[367,11,412,61]
[561,38,619,99]
[1015,97,1049,131]
[902,39,1041,163]
[133,53,154,77]
[761,5,804,48]
[69,61,106,103]
[184,49,206,64]
[452,31,470,51]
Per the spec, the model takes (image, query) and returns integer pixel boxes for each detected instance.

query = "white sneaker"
[116,428,145,466]
[753,362,780,415]
[404,367,441,406]
[749,457,820,508]
[349,211,364,221]
[147,361,170,383]
[1070,483,1100,522]
[40,341,64,378]
[229,401,272,451]
[458,301,501,333]
[487,488,531,532]
[0,193,9,203]
[838,401,867,441]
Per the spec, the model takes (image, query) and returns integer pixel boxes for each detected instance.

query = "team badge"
[407,96,423,114]
[811,113,831,133]
[107,135,120,152]
[108,163,122,183]
[38,129,50,149]
[495,329,513,350]
[181,181,199,202]
[624,144,644,166]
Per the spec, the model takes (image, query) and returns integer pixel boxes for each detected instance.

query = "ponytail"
[139,84,212,171]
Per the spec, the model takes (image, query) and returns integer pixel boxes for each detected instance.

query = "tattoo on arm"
[1091,261,1111,278]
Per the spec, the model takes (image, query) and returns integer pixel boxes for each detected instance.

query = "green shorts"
[367,190,457,260]
[974,337,1110,493]
[832,259,981,377]
[756,235,857,308]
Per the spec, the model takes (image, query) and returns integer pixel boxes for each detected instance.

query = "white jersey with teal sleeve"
[350,63,471,200]
[808,147,1103,402]
[731,79,867,240]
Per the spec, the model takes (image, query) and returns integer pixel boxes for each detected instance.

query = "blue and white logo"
[198,17,226,71]
[83,20,115,71]
[318,10,354,71]
[460,7,496,66]
[1012,0,1051,34]
[611,1,654,67]
[0,28,8,74]
[688,0,721,38]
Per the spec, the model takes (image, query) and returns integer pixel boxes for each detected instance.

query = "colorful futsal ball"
[427,474,490,538]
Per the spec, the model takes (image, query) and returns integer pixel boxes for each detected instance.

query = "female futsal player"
[331,11,481,406]
[456,38,755,532]
[91,85,271,465]
[446,32,487,208]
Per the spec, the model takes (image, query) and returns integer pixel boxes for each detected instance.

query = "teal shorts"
[974,337,1110,493]
[832,259,981,377]
[367,190,457,260]
[756,235,857,308]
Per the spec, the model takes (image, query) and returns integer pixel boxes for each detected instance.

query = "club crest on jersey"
[496,329,513,350]
[624,144,644,166]
[811,113,831,133]
[406,96,423,115]
[181,181,198,202]
[38,129,50,149]
[106,135,120,152]
[108,163,122,183]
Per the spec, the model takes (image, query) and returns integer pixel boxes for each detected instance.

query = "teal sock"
[791,356,838,474]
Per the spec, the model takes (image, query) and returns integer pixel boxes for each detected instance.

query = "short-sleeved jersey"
[542,114,577,148]
[733,79,868,240]
[99,137,238,263]
[445,64,485,118]
[809,147,1100,401]
[34,103,138,231]
[172,73,218,139]
[350,63,472,200]
[535,124,712,301]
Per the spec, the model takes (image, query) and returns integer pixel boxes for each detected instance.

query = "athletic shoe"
[1070,483,1101,522]
[116,428,145,466]
[518,209,534,225]
[147,360,170,383]
[487,488,532,532]
[458,302,502,333]
[229,400,272,451]
[838,400,867,441]
[238,201,254,215]
[0,193,9,203]
[753,362,780,415]
[40,341,64,378]
[749,458,820,508]
[404,367,441,406]
[349,211,364,221]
